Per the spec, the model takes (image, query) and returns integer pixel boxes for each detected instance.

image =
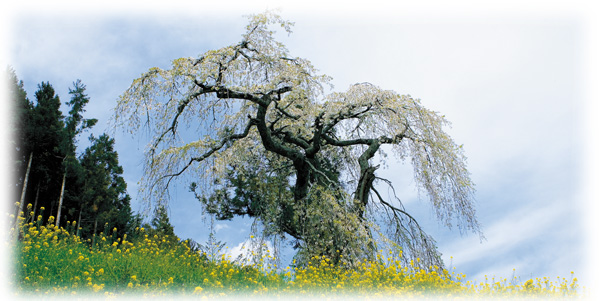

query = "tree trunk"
[16,152,33,221]
[14,152,33,239]
[33,183,40,219]
[92,217,98,246]
[354,165,378,217]
[293,160,311,201]
[76,204,83,237]
[50,200,55,222]
[353,141,381,217]
[56,172,66,227]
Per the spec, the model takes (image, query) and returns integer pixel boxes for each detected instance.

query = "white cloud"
[214,223,229,232]
[228,238,275,265]
[441,195,582,284]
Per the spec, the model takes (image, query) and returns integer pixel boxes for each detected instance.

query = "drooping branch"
[152,91,209,152]
[371,183,443,270]
[155,119,256,190]
[371,183,420,228]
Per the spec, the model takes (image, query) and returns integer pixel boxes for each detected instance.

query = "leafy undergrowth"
[11,213,580,299]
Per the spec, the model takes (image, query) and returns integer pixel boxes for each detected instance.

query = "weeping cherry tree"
[113,11,482,269]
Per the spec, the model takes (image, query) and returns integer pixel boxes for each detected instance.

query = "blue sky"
[2,0,599,292]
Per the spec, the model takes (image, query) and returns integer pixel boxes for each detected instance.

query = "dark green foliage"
[149,206,175,237]
[57,80,98,227]
[27,82,65,217]
[192,144,346,242]
[63,80,98,152]
[79,134,133,238]
[8,71,138,243]
[6,68,33,199]
[142,205,179,245]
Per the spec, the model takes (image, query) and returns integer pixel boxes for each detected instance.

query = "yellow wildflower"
[92,284,104,292]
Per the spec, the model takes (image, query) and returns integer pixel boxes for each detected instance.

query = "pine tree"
[8,74,137,240]
[26,82,65,221]
[79,134,132,239]
[6,68,33,191]
[142,206,179,245]
[55,80,97,227]
[6,68,34,223]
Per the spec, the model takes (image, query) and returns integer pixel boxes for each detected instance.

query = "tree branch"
[371,186,421,229]
[304,159,337,187]
[156,119,256,190]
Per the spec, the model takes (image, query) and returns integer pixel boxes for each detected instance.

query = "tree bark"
[76,204,83,237]
[14,152,33,239]
[92,217,98,246]
[353,141,382,216]
[293,160,311,201]
[33,183,40,218]
[354,165,378,217]
[17,152,33,221]
[56,172,66,227]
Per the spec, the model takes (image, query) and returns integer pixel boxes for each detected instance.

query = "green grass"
[11,212,581,298]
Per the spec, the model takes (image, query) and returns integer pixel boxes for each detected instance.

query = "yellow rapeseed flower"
[92,284,104,292]
[193,286,203,294]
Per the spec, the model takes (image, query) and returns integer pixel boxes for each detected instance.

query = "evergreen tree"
[7,74,137,240]
[6,68,33,189]
[79,134,132,239]
[26,82,65,220]
[55,80,97,227]
[142,206,179,245]
[6,68,34,222]
[149,206,175,237]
